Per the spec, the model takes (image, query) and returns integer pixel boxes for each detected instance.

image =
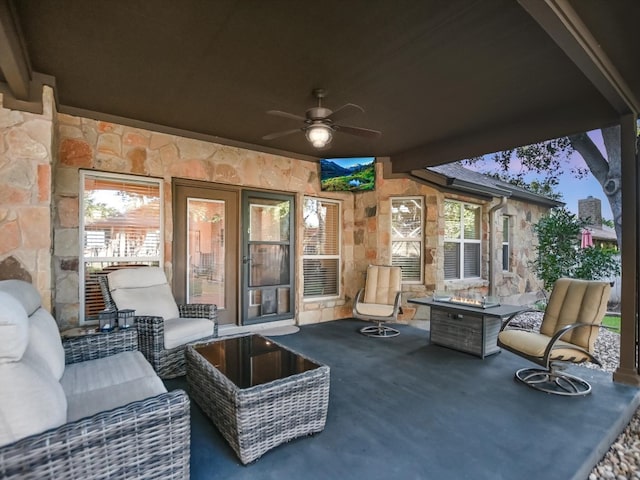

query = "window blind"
[502,216,510,271]
[444,200,482,280]
[303,259,339,296]
[391,197,423,282]
[463,243,481,277]
[81,173,162,321]
[444,242,460,279]
[303,198,340,297]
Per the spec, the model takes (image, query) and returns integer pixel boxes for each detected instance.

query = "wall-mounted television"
[319,157,376,192]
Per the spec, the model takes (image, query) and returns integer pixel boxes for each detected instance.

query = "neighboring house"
[578,196,620,305]
[1,90,562,330]
[419,162,563,306]
[578,196,618,249]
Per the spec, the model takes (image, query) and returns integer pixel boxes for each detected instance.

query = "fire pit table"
[409,297,526,358]
[186,334,330,464]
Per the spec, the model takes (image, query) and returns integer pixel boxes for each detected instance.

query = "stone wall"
[0,86,551,328]
[54,113,367,327]
[494,198,548,305]
[0,88,55,310]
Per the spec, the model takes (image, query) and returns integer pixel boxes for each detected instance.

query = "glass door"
[173,180,238,326]
[241,191,295,325]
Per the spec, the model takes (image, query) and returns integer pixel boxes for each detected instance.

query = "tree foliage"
[84,196,119,221]
[465,137,586,201]
[466,123,640,254]
[531,208,620,291]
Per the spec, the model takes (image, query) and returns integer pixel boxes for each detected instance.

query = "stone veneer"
[1,86,549,329]
[0,88,55,310]
[495,199,548,306]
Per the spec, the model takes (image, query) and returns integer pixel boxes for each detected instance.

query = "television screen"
[319,157,376,192]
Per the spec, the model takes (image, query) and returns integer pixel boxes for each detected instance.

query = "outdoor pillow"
[0,279,42,316]
[23,308,66,380]
[110,283,180,321]
[108,267,180,320]
[0,291,29,363]
[108,266,168,290]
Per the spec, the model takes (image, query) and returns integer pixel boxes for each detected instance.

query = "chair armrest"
[135,315,166,366]
[352,288,365,317]
[0,390,190,480]
[136,305,218,368]
[542,323,602,367]
[393,291,402,316]
[63,328,138,365]
[499,308,543,332]
[178,303,217,321]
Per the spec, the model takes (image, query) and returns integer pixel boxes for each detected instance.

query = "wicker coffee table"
[185,334,330,464]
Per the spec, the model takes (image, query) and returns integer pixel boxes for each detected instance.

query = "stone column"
[0,87,55,311]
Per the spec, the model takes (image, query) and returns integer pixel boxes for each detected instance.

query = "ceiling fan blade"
[327,103,364,123]
[262,128,302,140]
[334,124,381,139]
[266,110,306,122]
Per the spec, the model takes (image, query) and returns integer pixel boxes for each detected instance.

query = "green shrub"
[531,208,620,291]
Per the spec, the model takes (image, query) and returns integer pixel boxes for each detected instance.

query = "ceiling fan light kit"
[263,88,381,149]
[305,123,333,148]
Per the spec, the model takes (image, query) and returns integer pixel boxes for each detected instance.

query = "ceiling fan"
[262,88,381,149]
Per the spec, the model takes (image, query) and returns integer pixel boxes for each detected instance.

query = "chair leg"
[514,364,592,396]
[360,322,400,338]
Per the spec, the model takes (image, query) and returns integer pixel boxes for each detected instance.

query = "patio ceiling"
[1,0,638,172]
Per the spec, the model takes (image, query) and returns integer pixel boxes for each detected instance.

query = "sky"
[467,129,614,220]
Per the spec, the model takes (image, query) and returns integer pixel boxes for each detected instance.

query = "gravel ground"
[511,312,639,480]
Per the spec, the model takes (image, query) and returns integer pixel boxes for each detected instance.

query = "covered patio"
[171,319,640,480]
[1,1,639,478]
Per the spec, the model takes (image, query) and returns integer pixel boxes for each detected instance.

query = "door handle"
[242,256,252,264]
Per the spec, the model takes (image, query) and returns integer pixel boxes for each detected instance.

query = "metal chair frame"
[499,310,604,396]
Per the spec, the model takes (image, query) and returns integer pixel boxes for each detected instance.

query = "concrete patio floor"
[167,319,640,480]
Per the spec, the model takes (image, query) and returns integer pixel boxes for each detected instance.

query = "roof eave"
[411,169,511,199]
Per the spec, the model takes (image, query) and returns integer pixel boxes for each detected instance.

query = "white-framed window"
[502,215,511,272]
[80,171,163,323]
[302,197,341,298]
[391,197,423,283]
[444,200,481,280]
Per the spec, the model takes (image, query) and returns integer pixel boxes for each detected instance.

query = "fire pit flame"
[432,293,500,309]
[450,296,483,307]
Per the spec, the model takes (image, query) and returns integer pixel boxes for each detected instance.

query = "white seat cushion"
[0,358,67,447]
[355,302,395,317]
[0,291,29,363]
[61,351,166,422]
[164,317,215,349]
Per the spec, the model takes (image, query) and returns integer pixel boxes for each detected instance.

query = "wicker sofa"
[0,280,190,480]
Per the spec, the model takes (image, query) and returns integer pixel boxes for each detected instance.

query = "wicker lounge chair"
[100,266,218,379]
